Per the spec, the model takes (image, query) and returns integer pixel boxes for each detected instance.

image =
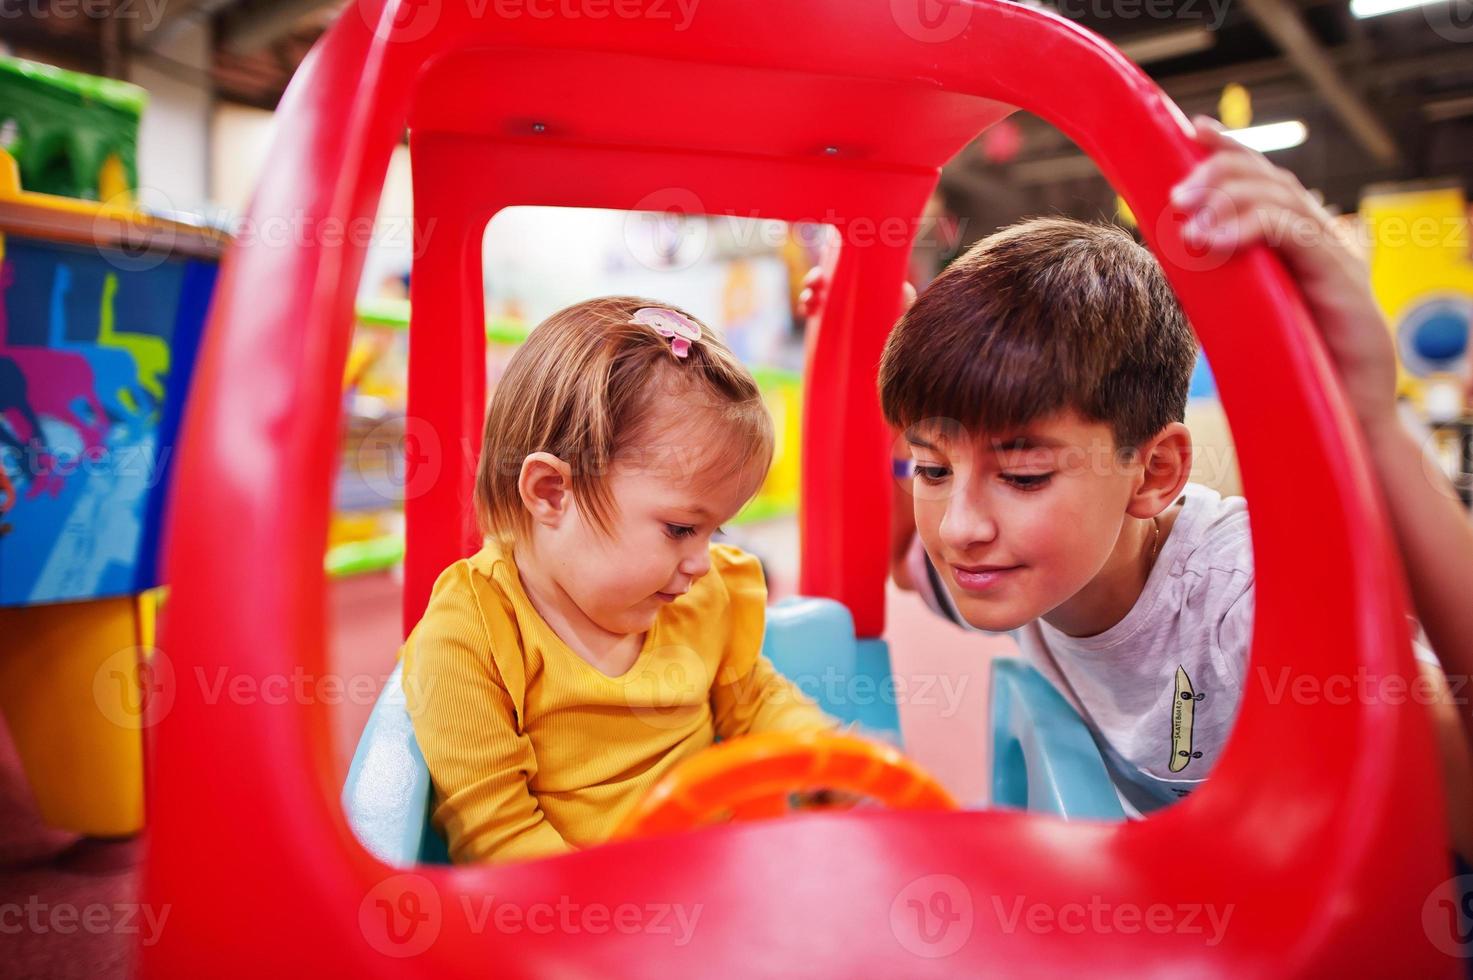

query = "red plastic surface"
[148,0,1455,975]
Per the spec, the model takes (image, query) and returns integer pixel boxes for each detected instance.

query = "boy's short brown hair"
[879,217,1197,449]
[476,296,773,542]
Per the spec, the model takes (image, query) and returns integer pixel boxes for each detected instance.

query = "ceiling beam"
[987,42,1473,164]
[1236,0,1400,165]
[134,0,237,52]
[1424,94,1473,123]
[1115,26,1216,65]
[0,22,106,73]
[219,0,340,55]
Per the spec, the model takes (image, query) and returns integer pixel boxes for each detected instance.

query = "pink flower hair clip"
[630,307,702,359]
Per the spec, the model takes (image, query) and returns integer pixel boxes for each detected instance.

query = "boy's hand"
[799,266,917,320]
[798,266,827,319]
[1170,115,1398,432]
[1171,121,1473,865]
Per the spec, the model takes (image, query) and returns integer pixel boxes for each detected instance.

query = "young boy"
[882,210,1243,815]
[857,117,1472,844]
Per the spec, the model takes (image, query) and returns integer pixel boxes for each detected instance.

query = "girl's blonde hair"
[476,296,774,541]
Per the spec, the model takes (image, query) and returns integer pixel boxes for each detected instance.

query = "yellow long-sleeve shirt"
[401,540,836,864]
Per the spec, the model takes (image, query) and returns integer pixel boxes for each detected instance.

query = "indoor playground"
[1,0,1472,975]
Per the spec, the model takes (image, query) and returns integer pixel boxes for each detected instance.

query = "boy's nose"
[939,497,999,553]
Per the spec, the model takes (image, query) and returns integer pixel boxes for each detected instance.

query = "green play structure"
[0,56,146,201]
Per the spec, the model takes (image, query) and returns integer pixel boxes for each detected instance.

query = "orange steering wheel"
[615,731,958,838]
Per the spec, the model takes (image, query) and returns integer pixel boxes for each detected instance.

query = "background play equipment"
[1363,184,1473,415]
[1362,184,1473,507]
[0,595,148,836]
[0,146,223,835]
[0,150,222,604]
[342,596,901,867]
[614,730,957,839]
[0,57,144,202]
[151,0,1455,974]
[330,297,527,578]
[328,298,805,582]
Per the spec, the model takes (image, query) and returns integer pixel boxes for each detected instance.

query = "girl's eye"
[914,465,951,485]
[1001,472,1053,490]
[665,523,698,540]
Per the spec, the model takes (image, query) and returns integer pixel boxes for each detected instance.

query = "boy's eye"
[914,465,951,484]
[1001,472,1053,490]
[665,523,698,540]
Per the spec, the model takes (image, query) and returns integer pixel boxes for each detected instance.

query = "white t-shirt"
[907,483,1254,815]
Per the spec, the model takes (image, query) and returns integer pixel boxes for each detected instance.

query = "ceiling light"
[1225,120,1308,153]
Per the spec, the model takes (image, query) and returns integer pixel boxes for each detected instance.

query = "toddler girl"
[402,296,836,864]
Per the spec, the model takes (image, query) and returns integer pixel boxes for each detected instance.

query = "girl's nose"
[678,546,711,580]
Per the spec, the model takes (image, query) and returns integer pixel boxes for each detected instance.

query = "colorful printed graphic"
[0,237,215,604]
[1169,665,1206,773]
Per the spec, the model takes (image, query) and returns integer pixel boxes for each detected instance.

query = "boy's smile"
[950,562,1025,593]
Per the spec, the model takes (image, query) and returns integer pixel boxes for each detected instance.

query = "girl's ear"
[518,452,573,528]
[1127,422,1194,519]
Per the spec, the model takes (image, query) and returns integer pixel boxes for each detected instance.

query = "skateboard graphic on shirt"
[1169,665,1206,773]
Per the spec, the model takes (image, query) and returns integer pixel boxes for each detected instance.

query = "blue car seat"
[989,658,1125,820]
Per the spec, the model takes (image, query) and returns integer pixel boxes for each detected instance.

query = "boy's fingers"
[1188,191,1313,253]
[1172,170,1278,219]
[1187,206,1298,259]
[1185,186,1359,295]
[799,267,826,317]
[1178,112,1295,192]
[1190,115,1246,156]
[1178,170,1311,248]
[1190,114,1228,145]
[798,268,915,317]
[1189,176,1319,230]
[1191,207,1279,255]
[1173,146,1279,200]
[1190,114,1271,166]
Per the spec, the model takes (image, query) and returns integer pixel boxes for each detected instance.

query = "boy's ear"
[1126,422,1193,519]
[518,452,573,528]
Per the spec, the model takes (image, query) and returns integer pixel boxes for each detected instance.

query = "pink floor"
[1,545,1007,977]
